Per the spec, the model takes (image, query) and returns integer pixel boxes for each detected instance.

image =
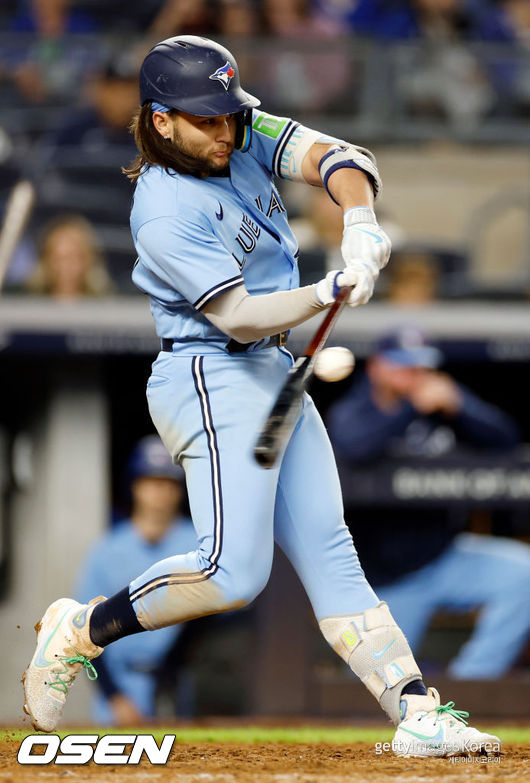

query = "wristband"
[343,206,377,226]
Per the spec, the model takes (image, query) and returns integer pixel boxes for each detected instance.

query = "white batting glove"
[314,268,366,308]
[341,206,392,300]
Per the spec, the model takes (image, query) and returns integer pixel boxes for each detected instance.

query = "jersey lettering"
[235,213,261,254]
[255,192,285,219]
[267,191,285,218]
[231,252,246,270]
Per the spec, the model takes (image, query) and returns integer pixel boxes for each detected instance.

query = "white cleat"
[392,687,501,758]
[22,596,105,732]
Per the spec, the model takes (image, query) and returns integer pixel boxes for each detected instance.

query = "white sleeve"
[202,283,325,344]
[276,124,381,197]
[279,124,325,182]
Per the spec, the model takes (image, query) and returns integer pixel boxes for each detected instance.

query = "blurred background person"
[8,0,101,106]
[218,0,260,37]
[326,325,530,680]
[259,0,351,112]
[25,214,114,299]
[76,435,198,726]
[262,0,339,36]
[384,251,440,304]
[27,54,141,294]
[349,0,474,39]
[146,0,216,41]
[47,54,140,154]
[470,0,530,116]
[348,0,494,128]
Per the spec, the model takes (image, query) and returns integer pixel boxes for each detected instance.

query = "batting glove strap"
[314,267,372,308]
[343,206,378,226]
[319,145,383,204]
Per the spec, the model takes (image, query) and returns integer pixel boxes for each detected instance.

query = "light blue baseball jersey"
[126,106,379,662]
[130,110,325,344]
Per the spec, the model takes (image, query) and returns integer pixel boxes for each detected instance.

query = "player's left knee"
[319,602,421,725]
[223,563,272,606]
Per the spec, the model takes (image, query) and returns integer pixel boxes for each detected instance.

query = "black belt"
[161,332,288,354]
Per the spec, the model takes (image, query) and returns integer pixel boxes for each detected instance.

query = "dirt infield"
[1,739,528,783]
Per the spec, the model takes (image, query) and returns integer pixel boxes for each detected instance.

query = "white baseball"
[314,346,355,382]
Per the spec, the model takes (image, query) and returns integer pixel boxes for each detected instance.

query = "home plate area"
[1,737,527,783]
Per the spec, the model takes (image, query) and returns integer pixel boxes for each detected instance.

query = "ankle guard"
[319,602,422,725]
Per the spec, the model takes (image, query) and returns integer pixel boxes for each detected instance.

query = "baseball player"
[24,36,499,758]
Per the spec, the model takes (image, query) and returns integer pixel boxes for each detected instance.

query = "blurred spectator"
[399,45,494,127]
[47,54,140,153]
[258,0,350,112]
[349,0,494,127]
[473,0,530,42]
[28,55,139,291]
[350,0,472,40]
[312,0,364,30]
[327,325,530,679]
[471,0,530,115]
[8,0,102,106]
[76,435,198,725]
[385,251,440,304]
[263,0,339,35]
[218,0,259,36]
[25,214,114,298]
[10,0,97,34]
[59,0,163,34]
[146,0,216,40]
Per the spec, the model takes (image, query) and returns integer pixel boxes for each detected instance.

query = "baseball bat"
[0,180,35,292]
[254,285,352,469]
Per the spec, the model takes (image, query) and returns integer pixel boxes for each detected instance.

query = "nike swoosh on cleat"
[215,202,223,221]
[399,725,445,746]
[353,227,383,243]
[34,608,72,667]
[372,639,396,659]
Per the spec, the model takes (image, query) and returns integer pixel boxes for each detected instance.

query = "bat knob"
[253,444,276,470]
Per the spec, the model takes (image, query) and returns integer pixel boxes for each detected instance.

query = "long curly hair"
[122,103,207,182]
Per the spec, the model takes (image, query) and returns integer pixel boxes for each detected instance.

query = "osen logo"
[18,734,175,765]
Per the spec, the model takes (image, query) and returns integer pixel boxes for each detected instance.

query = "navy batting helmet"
[128,435,185,483]
[139,36,260,151]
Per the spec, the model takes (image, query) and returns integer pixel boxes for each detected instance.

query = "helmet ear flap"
[235,109,252,152]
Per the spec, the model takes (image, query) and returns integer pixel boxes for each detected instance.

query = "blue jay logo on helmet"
[209,61,236,91]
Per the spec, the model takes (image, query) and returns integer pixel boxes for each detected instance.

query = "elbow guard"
[318,144,383,203]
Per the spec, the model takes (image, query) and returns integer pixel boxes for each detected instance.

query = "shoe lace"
[48,649,98,695]
[434,701,469,726]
